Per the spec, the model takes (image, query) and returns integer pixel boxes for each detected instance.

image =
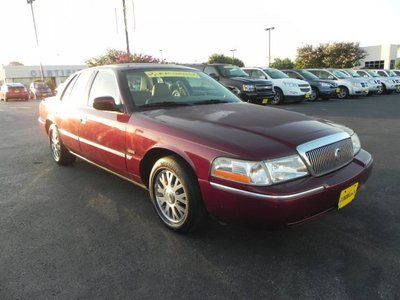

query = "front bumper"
[200,149,373,227]
[319,86,338,98]
[349,86,369,96]
[284,94,308,102]
[239,91,275,104]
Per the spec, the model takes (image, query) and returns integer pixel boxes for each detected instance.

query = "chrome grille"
[255,84,272,91]
[300,87,310,92]
[305,138,353,176]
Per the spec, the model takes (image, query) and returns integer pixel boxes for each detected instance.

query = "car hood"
[230,77,272,85]
[137,102,343,160]
[272,78,309,85]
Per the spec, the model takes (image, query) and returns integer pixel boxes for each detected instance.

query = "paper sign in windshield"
[145,71,200,78]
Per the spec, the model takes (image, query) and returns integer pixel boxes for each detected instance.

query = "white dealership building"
[0,65,85,88]
[360,44,400,69]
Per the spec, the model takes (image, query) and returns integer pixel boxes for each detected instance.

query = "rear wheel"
[149,156,207,232]
[337,86,349,99]
[309,87,318,101]
[272,88,284,105]
[49,124,76,165]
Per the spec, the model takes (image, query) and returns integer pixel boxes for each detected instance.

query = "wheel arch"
[139,146,198,188]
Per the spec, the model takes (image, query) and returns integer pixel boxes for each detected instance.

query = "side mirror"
[209,73,220,81]
[93,96,119,112]
[258,75,266,79]
[328,75,335,80]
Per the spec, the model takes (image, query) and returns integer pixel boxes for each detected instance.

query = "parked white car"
[355,69,393,94]
[342,69,382,95]
[242,67,311,104]
[307,69,369,99]
[368,70,400,93]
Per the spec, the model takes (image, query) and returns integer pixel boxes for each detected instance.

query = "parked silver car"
[307,69,369,99]
[342,69,382,95]
[368,70,400,93]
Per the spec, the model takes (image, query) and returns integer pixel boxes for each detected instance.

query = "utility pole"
[122,0,130,54]
[230,49,237,59]
[27,0,44,81]
[264,27,275,67]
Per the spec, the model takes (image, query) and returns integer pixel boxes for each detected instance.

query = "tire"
[272,88,284,105]
[310,87,319,101]
[49,124,76,165]
[149,156,207,233]
[337,86,349,99]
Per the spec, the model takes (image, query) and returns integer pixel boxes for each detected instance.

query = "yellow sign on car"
[338,182,359,209]
[145,71,200,78]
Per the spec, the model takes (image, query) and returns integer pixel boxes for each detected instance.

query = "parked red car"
[0,83,29,101]
[38,64,373,232]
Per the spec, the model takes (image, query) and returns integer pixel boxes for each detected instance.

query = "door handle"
[80,116,87,124]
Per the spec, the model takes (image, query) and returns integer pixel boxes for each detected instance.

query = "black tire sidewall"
[272,88,283,105]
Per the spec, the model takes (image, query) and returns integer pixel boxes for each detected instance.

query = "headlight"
[242,84,255,92]
[211,155,308,186]
[320,83,330,87]
[351,133,361,155]
[283,82,297,88]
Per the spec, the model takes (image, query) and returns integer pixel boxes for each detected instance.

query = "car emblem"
[334,148,342,161]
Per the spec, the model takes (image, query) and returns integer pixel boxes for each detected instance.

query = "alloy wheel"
[154,169,188,224]
[338,88,347,99]
[50,128,61,161]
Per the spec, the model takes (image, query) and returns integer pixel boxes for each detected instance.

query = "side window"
[250,70,265,79]
[60,74,79,101]
[204,66,218,76]
[63,71,93,106]
[377,71,386,77]
[89,71,121,106]
[319,71,331,79]
[287,72,302,80]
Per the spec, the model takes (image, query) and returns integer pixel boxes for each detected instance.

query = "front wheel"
[272,88,284,105]
[337,86,349,99]
[149,156,207,232]
[49,124,76,165]
[309,87,318,101]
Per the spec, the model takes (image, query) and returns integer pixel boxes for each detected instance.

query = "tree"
[85,49,164,67]
[295,42,366,69]
[270,58,294,70]
[396,61,400,69]
[207,53,244,67]
[8,61,24,66]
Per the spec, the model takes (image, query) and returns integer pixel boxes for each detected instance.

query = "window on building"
[364,60,384,69]
[390,60,395,69]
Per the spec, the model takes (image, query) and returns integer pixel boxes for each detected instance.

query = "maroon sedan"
[0,83,29,101]
[38,64,373,232]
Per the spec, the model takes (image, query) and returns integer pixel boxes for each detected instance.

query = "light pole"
[122,0,130,54]
[159,49,163,61]
[264,27,275,67]
[27,0,44,81]
[230,49,237,59]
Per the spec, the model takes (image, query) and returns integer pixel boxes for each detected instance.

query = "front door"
[79,70,128,176]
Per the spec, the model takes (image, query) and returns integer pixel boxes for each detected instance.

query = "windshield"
[217,65,249,78]
[393,70,400,76]
[125,69,240,108]
[345,69,361,77]
[263,69,289,79]
[366,71,379,77]
[298,70,319,80]
[331,70,349,79]
[387,70,398,77]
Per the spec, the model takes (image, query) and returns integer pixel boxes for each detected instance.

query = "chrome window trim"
[296,132,351,167]
[210,182,325,200]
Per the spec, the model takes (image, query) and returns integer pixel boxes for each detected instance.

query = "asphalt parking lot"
[1,95,399,299]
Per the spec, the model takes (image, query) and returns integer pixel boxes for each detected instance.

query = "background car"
[0,83,29,101]
[29,81,53,99]
[368,70,399,94]
[189,64,275,105]
[242,67,311,104]
[283,69,338,101]
[307,69,369,99]
[341,69,382,95]
[392,70,400,77]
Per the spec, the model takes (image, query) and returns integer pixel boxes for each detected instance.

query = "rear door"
[57,70,94,154]
[79,69,128,175]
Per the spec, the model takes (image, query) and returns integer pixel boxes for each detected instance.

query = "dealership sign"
[2,65,86,79]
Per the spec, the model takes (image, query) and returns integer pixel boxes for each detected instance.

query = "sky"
[0,0,399,67]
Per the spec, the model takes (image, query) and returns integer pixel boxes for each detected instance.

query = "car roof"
[87,63,199,72]
[7,83,25,87]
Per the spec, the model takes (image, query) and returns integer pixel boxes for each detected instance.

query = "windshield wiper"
[139,101,191,109]
[192,99,230,105]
